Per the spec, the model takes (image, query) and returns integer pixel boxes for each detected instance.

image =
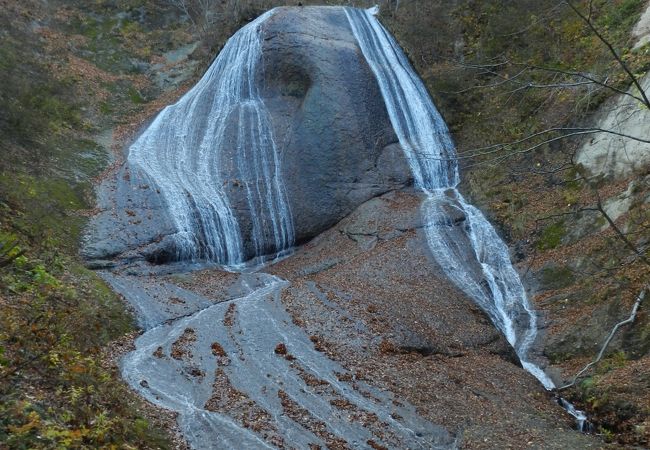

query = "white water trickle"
[558,397,589,432]
[128,10,294,265]
[345,7,556,390]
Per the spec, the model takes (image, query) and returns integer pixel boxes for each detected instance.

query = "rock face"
[260,7,411,240]
[269,192,600,448]
[83,6,411,264]
[632,2,650,49]
[108,191,602,449]
[576,73,650,179]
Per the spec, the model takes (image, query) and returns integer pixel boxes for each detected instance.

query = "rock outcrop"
[260,7,412,240]
[83,7,411,264]
[632,2,650,49]
[576,73,650,179]
[106,191,602,449]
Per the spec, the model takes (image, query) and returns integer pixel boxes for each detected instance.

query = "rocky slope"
[83,6,411,265]
[2,0,648,448]
[103,190,603,449]
[80,4,619,448]
[390,1,650,445]
[576,73,650,178]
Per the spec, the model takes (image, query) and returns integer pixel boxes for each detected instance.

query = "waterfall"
[344,7,556,390]
[126,0,552,389]
[128,10,293,265]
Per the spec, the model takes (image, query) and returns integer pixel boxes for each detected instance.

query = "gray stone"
[564,176,650,244]
[632,3,650,49]
[576,73,650,179]
[83,7,411,264]
[256,6,411,245]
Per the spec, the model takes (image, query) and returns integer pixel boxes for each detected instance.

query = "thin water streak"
[127,10,294,265]
[346,6,593,429]
[345,5,553,388]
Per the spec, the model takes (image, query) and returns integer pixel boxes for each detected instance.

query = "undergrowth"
[0,0,181,447]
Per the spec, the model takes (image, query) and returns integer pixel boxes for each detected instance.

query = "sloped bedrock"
[269,191,520,364]
[259,7,411,241]
[264,191,598,448]
[84,6,412,265]
[102,189,597,448]
[82,163,178,264]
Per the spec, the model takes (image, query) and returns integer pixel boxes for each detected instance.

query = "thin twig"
[557,286,646,390]
[594,191,650,266]
[565,0,650,108]
[514,63,646,104]
[498,2,566,38]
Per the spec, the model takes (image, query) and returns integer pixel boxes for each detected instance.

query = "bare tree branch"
[510,63,645,104]
[557,285,646,390]
[498,2,566,38]
[454,127,650,162]
[441,68,530,94]
[168,0,197,29]
[452,57,647,106]
[594,190,650,266]
[565,0,650,109]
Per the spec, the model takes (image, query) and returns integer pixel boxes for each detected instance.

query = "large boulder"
[259,7,411,242]
[83,6,411,264]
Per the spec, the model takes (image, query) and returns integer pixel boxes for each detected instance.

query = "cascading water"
[344,5,591,429]
[127,1,563,390]
[128,10,294,265]
[113,6,592,444]
[127,2,552,385]
[115,10,457,448]
[344,6,556,389]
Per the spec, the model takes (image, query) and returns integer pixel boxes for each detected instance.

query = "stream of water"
[126,2,569,390]
[106,267,454,449]
[345,6,588,428]
[111,6,591,447]
[344,5,555,390]
[113,10,456,448]
[127,10,293,265]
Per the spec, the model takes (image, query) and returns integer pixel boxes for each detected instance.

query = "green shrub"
[537,221,566,250]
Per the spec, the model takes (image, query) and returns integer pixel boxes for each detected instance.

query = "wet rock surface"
[105,191,605,449]
[107,271,454,448]
[83,6,412,264]
[259,7,412,242]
